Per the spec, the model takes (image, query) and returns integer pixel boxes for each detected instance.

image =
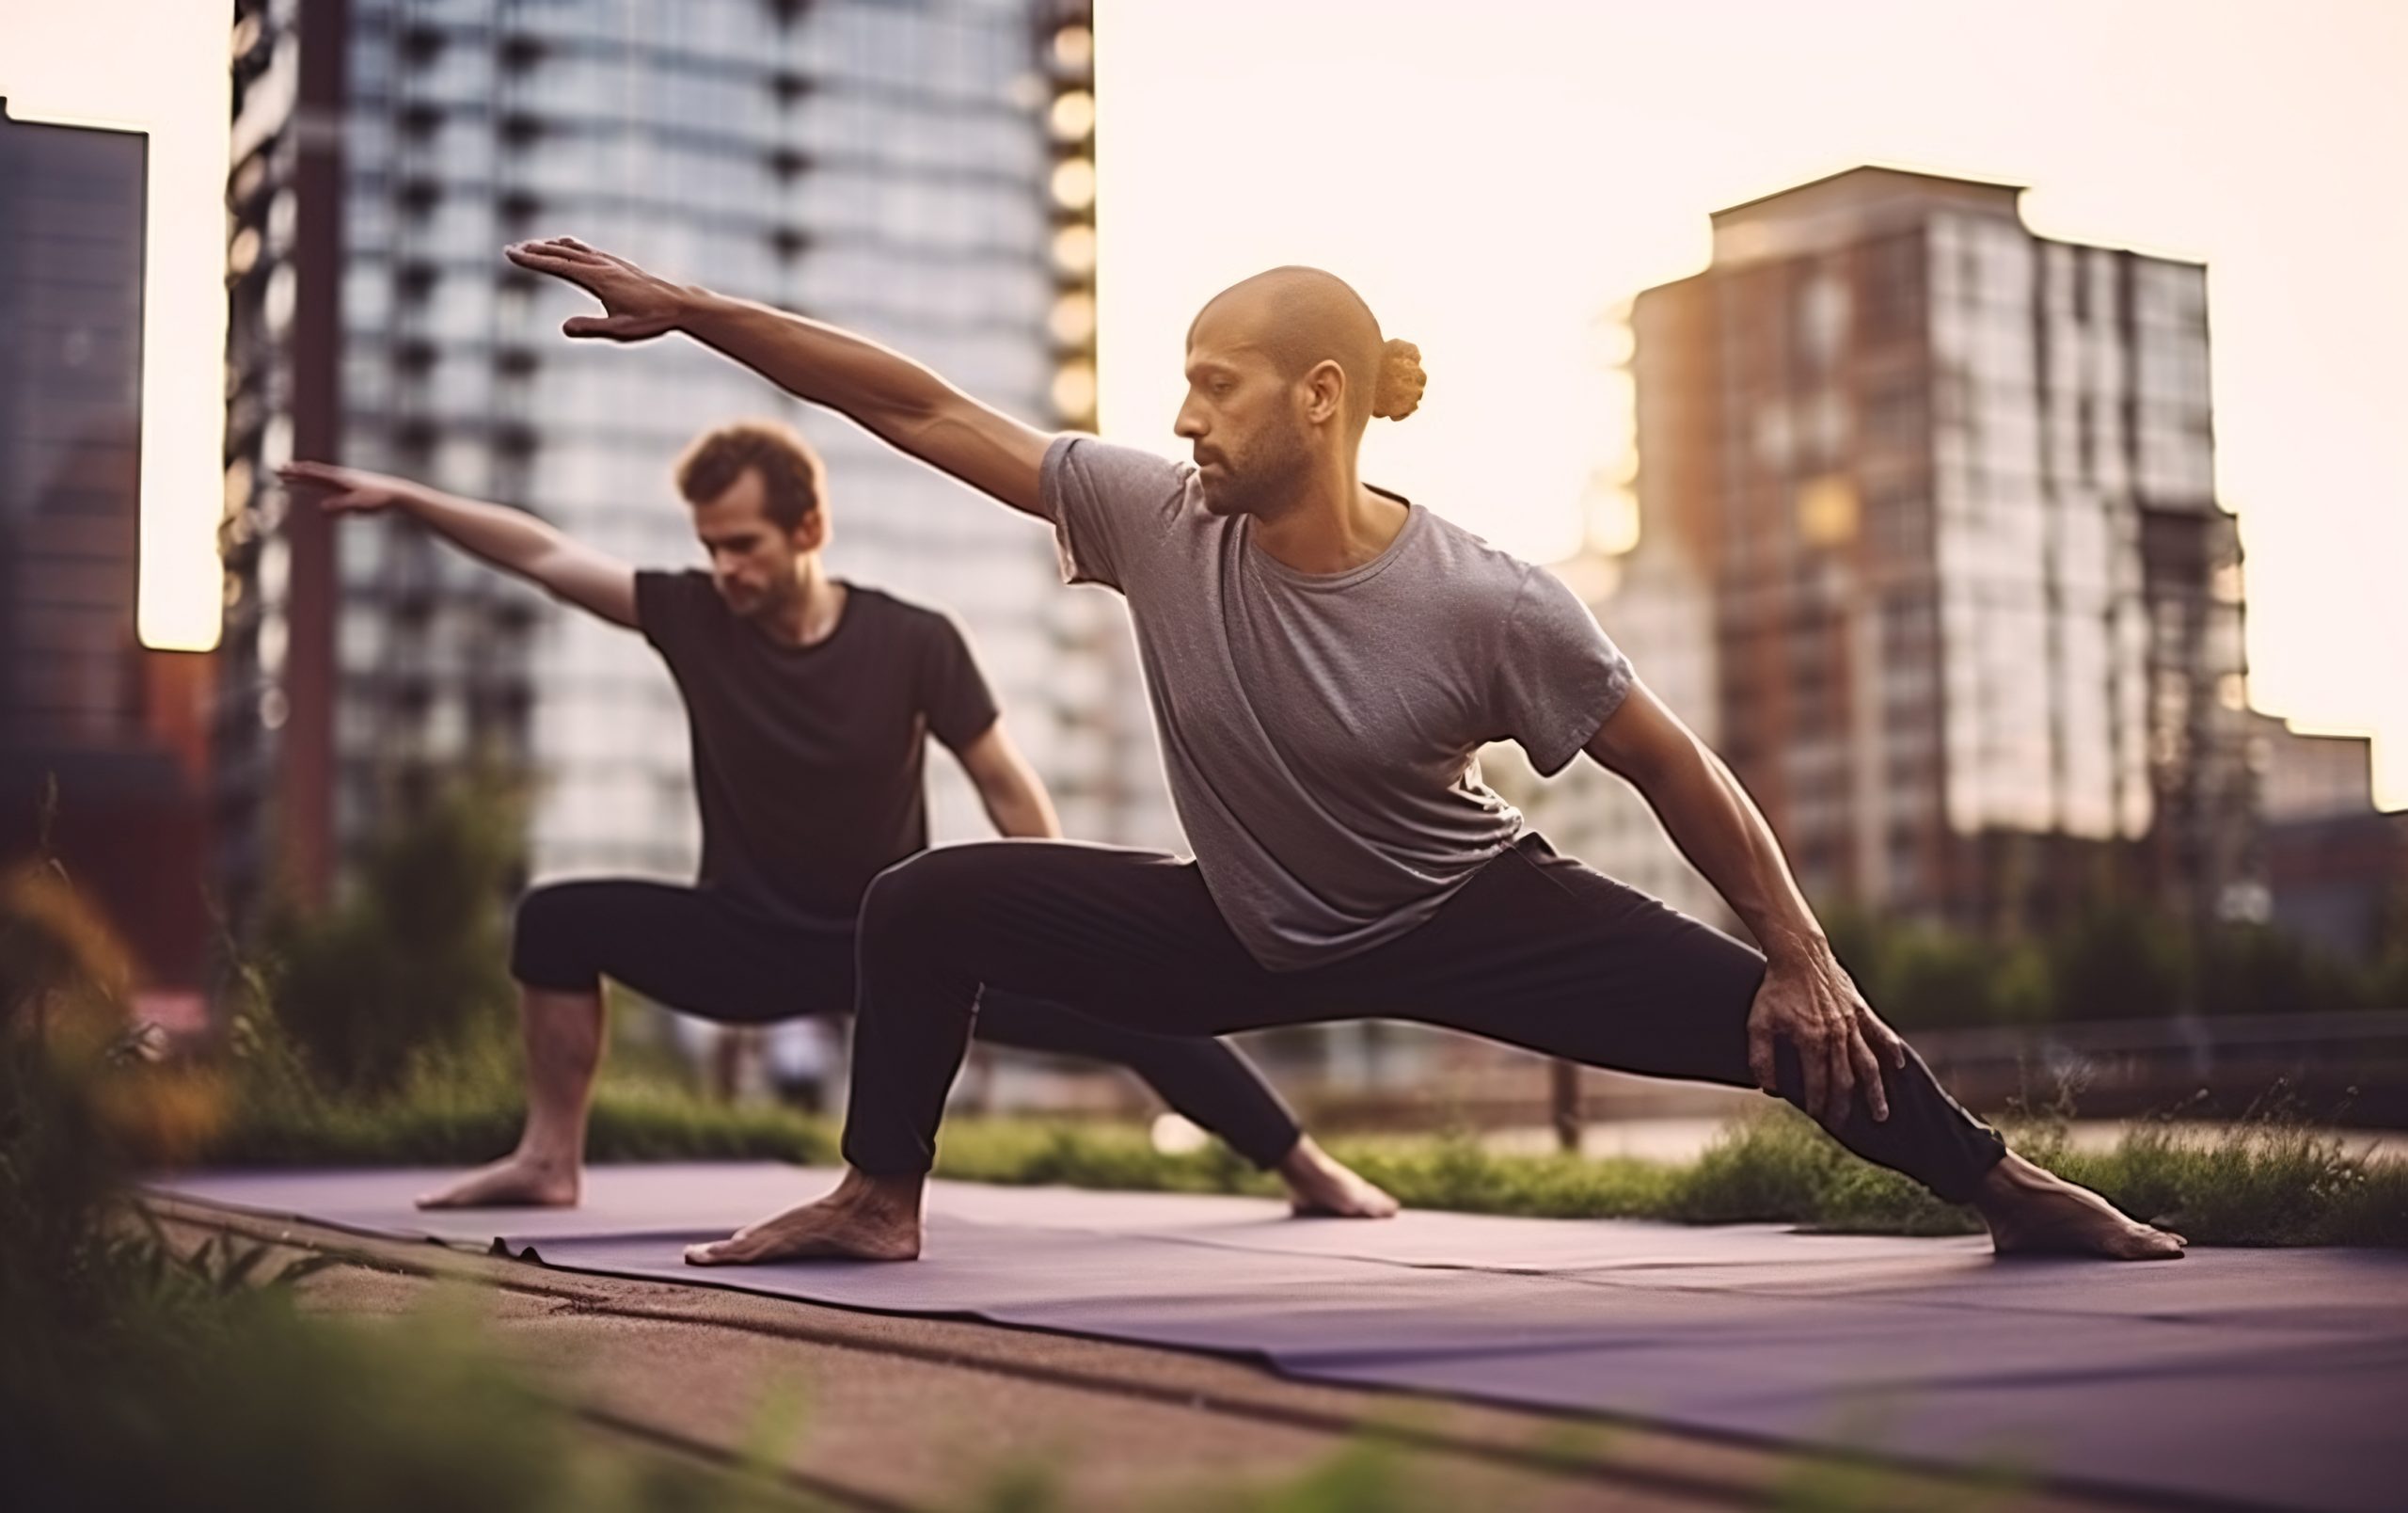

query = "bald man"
[507,235,2188,1269]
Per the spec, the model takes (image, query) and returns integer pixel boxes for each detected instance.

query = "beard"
[1197,421,1312,519]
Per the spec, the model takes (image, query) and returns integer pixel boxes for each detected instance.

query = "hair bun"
[1371,338,1425,422]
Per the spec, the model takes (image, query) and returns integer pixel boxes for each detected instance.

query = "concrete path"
[150,1196,2136,1512]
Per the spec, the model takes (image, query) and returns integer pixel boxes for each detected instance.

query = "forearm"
[399,488,570,582]
[675,290,955,439]
[971,741,1062,839]
[980,775,1061,840]
[1633,737,1830,967]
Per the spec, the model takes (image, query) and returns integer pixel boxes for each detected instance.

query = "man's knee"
[510,882,612,992]
[861,846,988,940]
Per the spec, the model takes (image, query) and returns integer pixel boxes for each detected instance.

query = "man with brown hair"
[275,423,1396,1217]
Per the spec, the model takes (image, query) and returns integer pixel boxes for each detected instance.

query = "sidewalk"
[153,1162,2408,1512]
[150,1198,2122,1512]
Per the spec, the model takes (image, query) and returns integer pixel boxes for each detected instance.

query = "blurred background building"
[2,6,2399,1148]
[1521,167,2258,952]
[0,97,213,1007]
[214,0,1162,926]
[2254,713,2408,964]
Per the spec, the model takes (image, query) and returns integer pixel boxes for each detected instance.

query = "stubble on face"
[1197,415,1311,520]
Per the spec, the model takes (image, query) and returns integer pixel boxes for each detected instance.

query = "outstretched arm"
[503,237,1055,520]
[1581,681,1909,1128]
[276,461,638,629]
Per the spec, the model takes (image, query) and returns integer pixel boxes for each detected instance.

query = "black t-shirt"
[634,571,1000,929]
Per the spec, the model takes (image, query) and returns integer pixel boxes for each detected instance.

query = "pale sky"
[3,1,2401,805]
[1098,0,2408,808]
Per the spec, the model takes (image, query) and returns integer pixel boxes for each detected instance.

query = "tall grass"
[192,1049,2408,1247]
[1,841,804,1512]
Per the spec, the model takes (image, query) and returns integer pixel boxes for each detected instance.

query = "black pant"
[509,878,1304,1170]
[845,836,2008,1201]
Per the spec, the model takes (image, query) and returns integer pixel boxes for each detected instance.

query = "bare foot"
[416,1154,579,1209]
[1279,1136,1400,1218]
[684,1168,924,1266]
[1975,1151,2187,1261]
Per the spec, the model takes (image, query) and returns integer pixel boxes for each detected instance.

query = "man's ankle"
[511,1144,581,1175]
[836,1166,925,1209]
[1275,1135,1326,1174]
[1971,1151,2055,1211]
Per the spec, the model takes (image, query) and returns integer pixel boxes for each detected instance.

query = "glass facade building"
[1625,167,2256,933]
[217,0,1153,919]
[1,100,149,764]
[1,98,214,989]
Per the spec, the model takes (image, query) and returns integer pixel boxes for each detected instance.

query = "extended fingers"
[1747,1017,1778,1094]
[1879,1020,1909,1071]
[1797,1030,1829,1124]
[1849,1025,1889,1123]
[503,241,597,277]
[505,236,624,274]
[1820,1024,1855,1126]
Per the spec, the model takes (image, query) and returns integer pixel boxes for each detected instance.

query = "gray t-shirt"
[1043,435,1636,971]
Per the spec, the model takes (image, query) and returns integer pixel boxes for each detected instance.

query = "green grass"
[194,1068,2408,1249]
[214,1075,842,1169]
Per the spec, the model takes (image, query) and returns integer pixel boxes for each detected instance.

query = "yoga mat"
[152,1164,2408,1512]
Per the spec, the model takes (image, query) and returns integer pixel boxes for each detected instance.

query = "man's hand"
[1746,948,1910,1127]
[502,235,1053,518]
[504,236,688,342]
[277,460,428,516]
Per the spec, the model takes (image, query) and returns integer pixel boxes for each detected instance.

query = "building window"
[1866,377,1925,454]
[1861,230,1924,344]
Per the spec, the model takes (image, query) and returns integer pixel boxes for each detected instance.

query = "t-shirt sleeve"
[1492,565,1637,777]
[634,568,713,661]
[1040,433,1191,595]
[920,610,1002,754]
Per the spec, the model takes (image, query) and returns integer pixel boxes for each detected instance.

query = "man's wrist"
[1757,924,1832,972]
[670,282,720,332]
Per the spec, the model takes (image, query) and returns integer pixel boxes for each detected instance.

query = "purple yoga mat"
[152,1164,2408,1512]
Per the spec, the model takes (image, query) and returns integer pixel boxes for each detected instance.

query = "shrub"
[259,776,524,1095]
[2047,900,2193,1022]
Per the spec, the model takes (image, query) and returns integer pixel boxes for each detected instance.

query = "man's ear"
[1304,358,1348,425]
[793,510,830,552]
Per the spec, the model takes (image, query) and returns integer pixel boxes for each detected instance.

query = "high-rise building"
[1,98,212,993]
[216,0,1158,922]
[1627,166,2256,936]
[2255,714,2377,825]
[2250,713,2405,963]
[1026,2,1174,852]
